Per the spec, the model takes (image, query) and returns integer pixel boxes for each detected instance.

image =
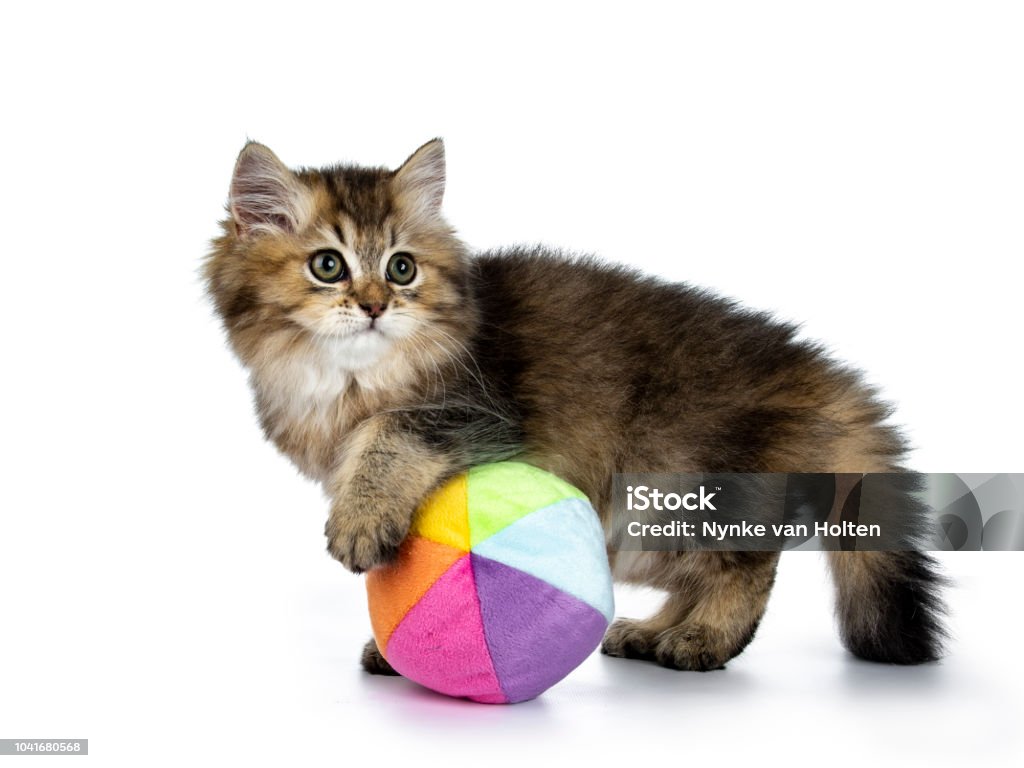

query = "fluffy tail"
[827,550,947,664]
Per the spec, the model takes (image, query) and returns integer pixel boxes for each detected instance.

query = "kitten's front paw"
[325,502,408,573]
[361,638,399,676]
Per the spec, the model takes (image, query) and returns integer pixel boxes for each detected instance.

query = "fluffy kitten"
[205,139,945,672]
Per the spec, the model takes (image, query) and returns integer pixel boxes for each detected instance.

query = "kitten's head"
[205,139,472,378]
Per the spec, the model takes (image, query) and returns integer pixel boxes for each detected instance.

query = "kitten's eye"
[309,249,347,283]
[386,252,417,285]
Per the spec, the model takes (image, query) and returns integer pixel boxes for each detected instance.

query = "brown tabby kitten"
[205,139,945,673]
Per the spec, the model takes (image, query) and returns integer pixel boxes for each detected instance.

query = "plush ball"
[366,461,614,704]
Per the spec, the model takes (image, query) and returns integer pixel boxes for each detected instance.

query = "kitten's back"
[468,247,904,477]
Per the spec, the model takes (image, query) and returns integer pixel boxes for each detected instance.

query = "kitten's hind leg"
[603,551,780,671]
[361,638,399,676]
[601,590,698,662]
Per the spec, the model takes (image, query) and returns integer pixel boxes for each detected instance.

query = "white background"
[1,2,1021,766]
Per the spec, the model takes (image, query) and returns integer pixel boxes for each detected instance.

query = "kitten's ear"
[393,138,446,223]
[229,142,314,238]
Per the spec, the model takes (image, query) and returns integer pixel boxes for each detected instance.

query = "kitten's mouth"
[357,321,393,341]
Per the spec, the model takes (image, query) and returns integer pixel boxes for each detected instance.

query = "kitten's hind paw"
[601,618,659,660]
[602,619,733,671]
[653,624,729,671]
[361,638,399,676]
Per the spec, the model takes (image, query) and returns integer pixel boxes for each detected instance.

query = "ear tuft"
[393,139,446,223]
[229,142,313,238]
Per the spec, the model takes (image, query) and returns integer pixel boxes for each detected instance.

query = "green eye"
[309,249,347,283]
[386,252,417,285]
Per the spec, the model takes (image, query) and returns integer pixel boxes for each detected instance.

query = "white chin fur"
[329,328,393,370]
[253,316,423,440]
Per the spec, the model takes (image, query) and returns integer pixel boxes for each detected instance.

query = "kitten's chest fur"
[250,336,415,483]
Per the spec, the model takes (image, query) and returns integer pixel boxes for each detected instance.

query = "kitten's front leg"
[325,414,451,573]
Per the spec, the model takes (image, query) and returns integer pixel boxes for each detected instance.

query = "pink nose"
[359,302,386,319]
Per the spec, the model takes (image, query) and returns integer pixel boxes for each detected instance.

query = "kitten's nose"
[359,302,387,319]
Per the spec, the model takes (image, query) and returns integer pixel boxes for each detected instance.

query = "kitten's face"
[206,140,471,375]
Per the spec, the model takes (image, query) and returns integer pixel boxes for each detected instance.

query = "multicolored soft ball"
[366,462,614,704]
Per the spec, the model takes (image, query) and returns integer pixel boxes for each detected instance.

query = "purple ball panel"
[471,553,609,703]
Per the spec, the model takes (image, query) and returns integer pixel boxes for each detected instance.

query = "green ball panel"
[467,462,588,547]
